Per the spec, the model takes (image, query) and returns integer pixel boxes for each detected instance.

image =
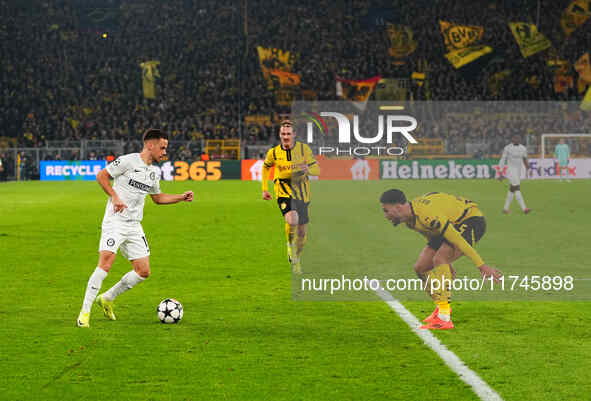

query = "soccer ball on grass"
[157,298,183,324]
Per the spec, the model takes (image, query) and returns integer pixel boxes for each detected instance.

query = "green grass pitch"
[1,179,590,401]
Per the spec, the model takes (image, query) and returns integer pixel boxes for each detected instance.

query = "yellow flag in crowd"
[575,53,591,109]
[575,53,591,111]
[440,21,484,51]
[256,46,298,99]
[561,0,591,36]
[508,22,551,58]
[269,70,301,88]
[581,87,591,111]
[256,47,299,106]
[445,46,492,69]
[140,60,160,99]
[269,70,301,107]
[439,21,492,68]
[575,53,591,85]
[256,47,295,78]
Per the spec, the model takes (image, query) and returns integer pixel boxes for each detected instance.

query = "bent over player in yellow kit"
[380,189,502,330]
[262,121,320,273]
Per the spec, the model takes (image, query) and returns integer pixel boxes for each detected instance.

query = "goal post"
[541,134,591,159]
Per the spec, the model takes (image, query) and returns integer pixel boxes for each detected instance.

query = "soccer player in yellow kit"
[262,121,320,273]
[380,189,502,330]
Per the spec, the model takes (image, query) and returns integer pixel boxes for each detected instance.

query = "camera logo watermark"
[300,110,418,156]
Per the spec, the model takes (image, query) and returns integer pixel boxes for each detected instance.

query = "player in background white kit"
[77,129,194,328]
[498,135,532,215]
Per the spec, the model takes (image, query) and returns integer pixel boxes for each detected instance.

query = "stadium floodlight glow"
[541,134,591,158]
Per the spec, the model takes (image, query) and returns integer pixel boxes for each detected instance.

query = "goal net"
[541,134,591,159]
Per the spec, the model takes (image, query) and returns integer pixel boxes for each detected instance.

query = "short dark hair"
[143,128,168,142]
[380,189,407,204]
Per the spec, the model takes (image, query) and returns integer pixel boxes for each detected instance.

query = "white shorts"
[99,220,150,260]
[507,169,521,186]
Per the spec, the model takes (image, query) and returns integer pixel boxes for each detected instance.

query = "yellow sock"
[427,264,452,303]
[427,263,453,322]
[285,223,296,245]
[436,301,451,322]
[437,301,451,315]
[296,232,307,257]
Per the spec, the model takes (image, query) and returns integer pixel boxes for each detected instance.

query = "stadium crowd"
[0,0,589,166]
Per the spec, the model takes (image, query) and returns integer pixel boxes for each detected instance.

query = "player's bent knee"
[432,254,452,267]
[285,211,299,226]
[133,264,150,278]
[131,257,150,278]
[414,262,430,274]
[98,251,116,271]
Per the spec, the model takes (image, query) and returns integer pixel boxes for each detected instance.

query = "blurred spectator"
[0,152,5,181]
[0,0,588,154]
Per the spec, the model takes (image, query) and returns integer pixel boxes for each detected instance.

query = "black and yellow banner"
[440,21,484,51]
[268,70,301,88]
[575,53,591,109]
[386,24,417,61]
[575,53,591,86]
[256,47,299,106]
[140,60,160,99]
[445,45,492,69]
[561,0,591,36]
[256,46,295,79]
[581,87,591,111]
[439,21,492,68]
[508,22,551,58]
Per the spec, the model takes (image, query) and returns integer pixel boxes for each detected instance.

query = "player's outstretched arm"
[96,169,127,213]
[478,264,503,282]
[150,191,193,205]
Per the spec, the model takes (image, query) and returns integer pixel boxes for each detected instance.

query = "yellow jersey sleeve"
[304,144,320,176]
[442,224,485,267]
[262,148,275,192]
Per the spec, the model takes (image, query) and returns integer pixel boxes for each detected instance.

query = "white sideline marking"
[374,287,504,401]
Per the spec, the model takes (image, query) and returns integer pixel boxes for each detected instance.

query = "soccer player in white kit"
[77,129,194,327]
[498,135,531,214]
